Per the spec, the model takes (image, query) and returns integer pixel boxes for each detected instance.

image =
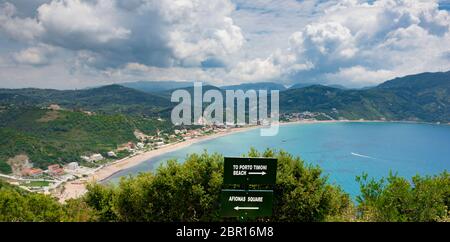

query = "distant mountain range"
[0,71,449,122]
[121,81,194,93]
[288,83,353,90]
[121,81,288,93]
[121,80,347,93]
[221,82,287,92]
[0,85,172,117]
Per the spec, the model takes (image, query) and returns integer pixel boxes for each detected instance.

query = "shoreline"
[55,119,446,202]
[56,125,260,202]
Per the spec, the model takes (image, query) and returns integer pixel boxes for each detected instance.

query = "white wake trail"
[351,152,377,160]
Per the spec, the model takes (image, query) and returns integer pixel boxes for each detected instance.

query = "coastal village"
[0,111,250,198]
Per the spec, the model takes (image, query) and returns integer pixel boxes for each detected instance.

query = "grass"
[23,181,50,187]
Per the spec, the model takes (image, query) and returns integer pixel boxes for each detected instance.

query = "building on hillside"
[47,164,64,176]
[117,142,135,152]
[81,156,90,162]
[21,168,43,177]
[47,104,61,111]
[107,151,117,157]
[81,154,104,163]
[155,141,165,147]
[90,154,104,162]
[136,142,145,149]
[65,162,79,170]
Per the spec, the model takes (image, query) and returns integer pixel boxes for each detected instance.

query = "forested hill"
[280,71,450,122]
[0,85,172,117]
[0,106,174,173]
[0,71,449,122]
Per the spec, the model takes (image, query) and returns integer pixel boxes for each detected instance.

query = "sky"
[0,0,449,89]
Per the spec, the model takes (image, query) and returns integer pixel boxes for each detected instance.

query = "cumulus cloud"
[0,2,44,41]
[1,0,450,88]
[325,66,396,87]
[12,44,55,66]
[229,0,450,87]
[0,0,244,69]
[228,50,313,82]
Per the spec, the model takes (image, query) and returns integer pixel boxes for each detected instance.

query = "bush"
[0,180,96,222]
[84,149,352,222]
[356,171,450,222]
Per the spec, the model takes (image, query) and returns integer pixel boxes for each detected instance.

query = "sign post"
[220,189,273,218]
[223,157,277,185]
[220,157,277,219]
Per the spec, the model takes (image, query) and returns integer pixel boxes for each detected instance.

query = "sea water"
[106,122,450,198]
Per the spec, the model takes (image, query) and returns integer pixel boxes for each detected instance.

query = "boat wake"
[351,152,377,160]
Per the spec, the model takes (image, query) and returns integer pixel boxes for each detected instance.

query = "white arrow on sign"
[248,171,266,176]
[234,206,259,211]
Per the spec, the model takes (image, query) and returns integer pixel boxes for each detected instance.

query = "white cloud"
[228,50,313,82]
[325,66,396,87]
[0,0,244,69]
[229,57,281,81]
[229,0,450,87]
[12,44,55,66]
[0,2,44,41]
[37,0,131,45]
[1,0,450,88]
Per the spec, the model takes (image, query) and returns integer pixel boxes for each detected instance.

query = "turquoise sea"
[106,122,450,198]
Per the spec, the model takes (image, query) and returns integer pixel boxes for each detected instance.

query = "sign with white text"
[220,189,273,217]
[223,157,277,185]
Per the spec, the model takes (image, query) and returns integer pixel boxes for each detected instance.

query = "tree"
[0,180,96,222]
[84,149,352,222]
[356,171,450,222]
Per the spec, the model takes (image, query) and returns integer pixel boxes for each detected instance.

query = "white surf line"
[351,152,378,160]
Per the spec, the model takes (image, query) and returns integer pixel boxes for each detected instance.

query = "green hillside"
[0,85,173,117]
[280,71,450,122]
[1,71,448,122]
[0,106,174,173]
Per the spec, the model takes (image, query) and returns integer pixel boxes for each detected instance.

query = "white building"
[65,162,79,170]
[81,156,91,162]
[90,154,104,162]
[107,151,117,157]
[136,142,145,149]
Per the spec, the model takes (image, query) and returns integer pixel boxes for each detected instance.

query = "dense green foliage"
[0,107,174,172]
[356,172,450,222]
[0,180,96,221]
[84,149,352,222]
[0,150,448,222]
[0,85,172,117]
[280,71,450,122]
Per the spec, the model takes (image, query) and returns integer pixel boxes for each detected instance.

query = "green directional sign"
[220,189,273,218]
[223,157,277,184]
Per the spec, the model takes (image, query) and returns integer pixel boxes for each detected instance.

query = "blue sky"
[0,0,450,89]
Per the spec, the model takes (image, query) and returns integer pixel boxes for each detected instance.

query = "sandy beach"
[56,125,260,202]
